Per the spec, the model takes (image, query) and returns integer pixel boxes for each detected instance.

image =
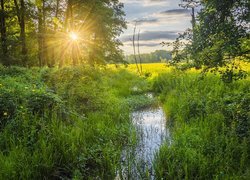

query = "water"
[117,105,170,179]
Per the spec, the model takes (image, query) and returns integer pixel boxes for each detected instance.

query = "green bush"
[0,66,143,179]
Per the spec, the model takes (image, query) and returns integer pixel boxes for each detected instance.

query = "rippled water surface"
[132,107,169,165]
[117,106,170,179]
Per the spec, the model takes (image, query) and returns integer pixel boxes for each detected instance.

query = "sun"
[69,32,78,41]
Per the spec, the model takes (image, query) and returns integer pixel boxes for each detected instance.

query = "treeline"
[0,0,126,67]
[125,50,172,64]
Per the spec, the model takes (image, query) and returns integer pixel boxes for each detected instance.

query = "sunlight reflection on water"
[117,105,170,179]
[132,107,170,169]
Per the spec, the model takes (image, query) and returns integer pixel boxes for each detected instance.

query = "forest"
[0,0,249,179]
[125,50,172,64]
[0,0,126,66]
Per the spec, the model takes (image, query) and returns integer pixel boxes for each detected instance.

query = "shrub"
[0,66,139,179]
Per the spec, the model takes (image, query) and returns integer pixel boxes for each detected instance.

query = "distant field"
[113,61,250,79]
[126,63,172,78]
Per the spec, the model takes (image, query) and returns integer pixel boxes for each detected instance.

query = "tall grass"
[0,65,151,179]
[152,71,250,179]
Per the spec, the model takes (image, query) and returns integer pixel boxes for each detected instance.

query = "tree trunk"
[137,30,143,74]
[14,0,27,66]
[51,0,60,67]
[63,0,70,32]
[20,0,27,65]
[42,0,48,66]
[54,0,60,31]
[59,0,71,68]
[132,23,140,74]
[68,0,77,66]
[60,0,77,67]
[38,6,44,67]
[191,7,196,42]
[0,0,8,65]
[191,7,196,30]
[37,0,48,67]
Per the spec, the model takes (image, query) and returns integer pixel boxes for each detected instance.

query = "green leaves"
[167,0,249,82]
[0,0,127,66]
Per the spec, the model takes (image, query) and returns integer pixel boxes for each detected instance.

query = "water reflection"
[132,107,169,166]
[117,106,170,179]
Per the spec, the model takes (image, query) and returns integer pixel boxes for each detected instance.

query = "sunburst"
[69,32,78,41]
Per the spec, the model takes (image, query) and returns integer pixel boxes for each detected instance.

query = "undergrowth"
[152,71,250,179]
[0,65,151,179]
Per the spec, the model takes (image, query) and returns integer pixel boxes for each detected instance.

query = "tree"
[0,0,127,67]
[166,0,249,82]
[193,0,249,69]
[14,0,28,66]
[125,50,172,64]
[81,0,126,65]
[179,0,200,31]
[0,0,8,65]
[37,0,45,66]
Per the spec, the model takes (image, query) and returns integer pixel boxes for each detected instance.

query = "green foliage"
[164,0,249,82]
[125,94,157,110]
[0,66,151,179]
[0,66,62,130]
[152,71,250,179]
[0,0,126,66]
[194,0,249,65]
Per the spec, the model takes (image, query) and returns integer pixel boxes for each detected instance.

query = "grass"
[109,63,173,80]
[0,61,249,179]
[151,68,250,179]
[0,65,153,179]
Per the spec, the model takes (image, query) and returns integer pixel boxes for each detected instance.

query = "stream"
[117,100,170,179]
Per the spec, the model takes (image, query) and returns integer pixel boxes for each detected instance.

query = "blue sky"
[119,0,193,54]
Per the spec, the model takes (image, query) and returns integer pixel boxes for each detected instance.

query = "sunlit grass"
[127,63,172,76]
[108,63,173,80]
[115,60,250,79]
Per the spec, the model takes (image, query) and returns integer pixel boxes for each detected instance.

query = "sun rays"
[69,32,78,41]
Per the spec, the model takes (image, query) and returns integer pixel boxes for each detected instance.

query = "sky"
[119,0,193,55]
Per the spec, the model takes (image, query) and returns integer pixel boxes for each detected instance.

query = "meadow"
[0,65,153,179]
[0,62,249,179]
[126,62,250,179]
[0,0,249,179]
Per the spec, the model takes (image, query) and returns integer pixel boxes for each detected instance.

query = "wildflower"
[3,112,8,116]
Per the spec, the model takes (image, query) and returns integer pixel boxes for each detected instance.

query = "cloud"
[128,8,192,27]
[120,30,179,42]
[139,43,161,47]
[121,0,172,6]
[123,41,161,47]
[119,0,193,54]
[121,39,174,54]
[132,17,159,25]
[160,9,190,15]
